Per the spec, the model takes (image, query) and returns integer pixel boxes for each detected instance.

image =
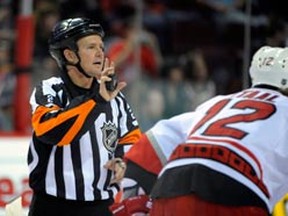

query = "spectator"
[0,1,14,41]
[34,8,60,59]
[182,50,216,110]
[0,40,15,131]
[264,19,287,47]
[140,85,164,131]
[105,3,163,85]
[196,0,267,27]
[32,7,60,87]
[161,62,191,118]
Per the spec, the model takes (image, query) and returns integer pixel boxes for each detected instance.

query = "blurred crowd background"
[1,0,288,132]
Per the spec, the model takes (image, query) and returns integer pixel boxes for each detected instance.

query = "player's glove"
[109,195,152,216]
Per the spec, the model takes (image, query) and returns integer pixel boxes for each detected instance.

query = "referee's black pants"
[28,192,113,216]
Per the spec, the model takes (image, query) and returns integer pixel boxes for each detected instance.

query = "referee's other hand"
[104,158,127,184]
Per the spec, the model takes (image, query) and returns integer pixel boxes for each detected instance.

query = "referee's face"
[76,34,105,79]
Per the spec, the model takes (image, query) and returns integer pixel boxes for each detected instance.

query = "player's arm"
[124,132,160,194]
[124,112,196,193]
[111,112,196,215]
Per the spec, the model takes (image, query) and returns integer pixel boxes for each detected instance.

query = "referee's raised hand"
[99,58,126,101]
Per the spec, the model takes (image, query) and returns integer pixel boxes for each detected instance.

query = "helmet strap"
[65,50,92,78]
[74,49,92,78]
[75,61,92,78]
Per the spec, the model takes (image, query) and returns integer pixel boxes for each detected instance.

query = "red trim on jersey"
[124,134,162,175]
[189,136,263,179]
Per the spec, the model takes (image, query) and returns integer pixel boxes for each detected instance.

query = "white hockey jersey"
[125,87,288,213]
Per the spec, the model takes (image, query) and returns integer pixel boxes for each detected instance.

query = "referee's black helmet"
[48,17,104,68]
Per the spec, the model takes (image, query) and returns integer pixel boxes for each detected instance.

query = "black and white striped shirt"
[27,76,141,201]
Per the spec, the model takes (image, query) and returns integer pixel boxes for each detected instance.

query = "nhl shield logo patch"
[101,122,118,153]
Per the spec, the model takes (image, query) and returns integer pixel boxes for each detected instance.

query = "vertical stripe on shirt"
[63,145,76,199]
[71,140,85,200]
[46,147,57,196]
[80,132,95,200]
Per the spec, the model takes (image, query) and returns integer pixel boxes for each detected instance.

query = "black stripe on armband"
[125,161,157,195]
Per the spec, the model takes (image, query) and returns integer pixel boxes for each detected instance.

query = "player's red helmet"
[48,17,104,68]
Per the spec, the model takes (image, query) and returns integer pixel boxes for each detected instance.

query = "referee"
[27,17,141,216]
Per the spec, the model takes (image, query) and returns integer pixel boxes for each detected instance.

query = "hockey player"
[115,46,288,216]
